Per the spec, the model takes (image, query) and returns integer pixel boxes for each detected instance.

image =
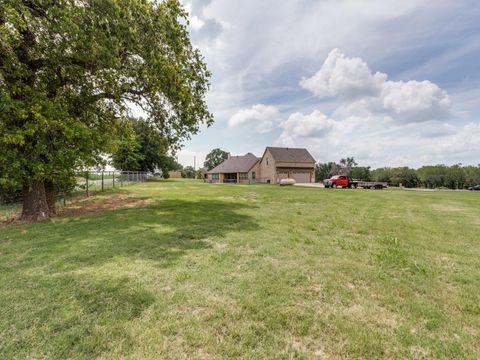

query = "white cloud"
[189,15,205,31]
[302,49,451,123]
[229,104,280,133]
[300,49,385,99]
[276,110,336,147]
[381,80,451,121]
[273,49,458,165]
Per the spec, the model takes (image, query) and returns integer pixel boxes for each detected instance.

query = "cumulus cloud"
[274,49,455,162]
[302,49,451,123]
[229,104,280,133]
[276,110,335,147]
[300,49,385,99]
[380,80,451,121]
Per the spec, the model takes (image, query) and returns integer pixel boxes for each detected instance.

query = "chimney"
[227,152,231,159]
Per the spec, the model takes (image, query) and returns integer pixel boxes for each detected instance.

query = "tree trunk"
[44,180,56,214]
[21,180,53,221]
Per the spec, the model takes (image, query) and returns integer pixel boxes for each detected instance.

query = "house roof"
[207,153,260,174]
[265,147,316,163]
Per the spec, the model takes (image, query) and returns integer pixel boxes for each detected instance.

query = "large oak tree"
[0,0,212,220]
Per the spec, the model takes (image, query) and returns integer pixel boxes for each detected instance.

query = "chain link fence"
[1,171,152,221]
[76,171,151,195]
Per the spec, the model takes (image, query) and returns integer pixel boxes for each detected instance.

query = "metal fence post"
[86,171,89,197]
[101,170,104,191]
[113,171,115,188]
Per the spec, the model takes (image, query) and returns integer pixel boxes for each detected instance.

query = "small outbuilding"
[168,170,182,178]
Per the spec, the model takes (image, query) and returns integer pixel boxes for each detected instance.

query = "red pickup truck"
[323,175,387,189]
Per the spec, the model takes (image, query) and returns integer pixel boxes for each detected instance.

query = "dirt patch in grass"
[1,193,149,226]
[58,193,150,218]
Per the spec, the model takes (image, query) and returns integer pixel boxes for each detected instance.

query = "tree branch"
[21,0,48,18]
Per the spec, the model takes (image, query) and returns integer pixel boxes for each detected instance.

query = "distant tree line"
[371,165,480,189]
[316,158,480,189]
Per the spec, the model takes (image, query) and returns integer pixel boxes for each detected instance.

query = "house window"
[212,173,219,180]
[266,157,269,165]
[239,172,248,180]
[252,171,256,180]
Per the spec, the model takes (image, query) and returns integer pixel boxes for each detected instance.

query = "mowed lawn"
[1,180,479,359]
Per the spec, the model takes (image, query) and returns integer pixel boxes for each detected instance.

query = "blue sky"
[177,0,480,169]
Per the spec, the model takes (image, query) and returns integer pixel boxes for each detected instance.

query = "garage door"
[291,171,311,183]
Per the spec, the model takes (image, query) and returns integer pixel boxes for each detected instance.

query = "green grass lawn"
[1,180,479,359]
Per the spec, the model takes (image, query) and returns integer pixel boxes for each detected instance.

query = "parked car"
[468,185,480,191]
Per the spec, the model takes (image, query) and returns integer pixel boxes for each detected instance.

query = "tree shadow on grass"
[49,198,260,270]
[1,199,259,358]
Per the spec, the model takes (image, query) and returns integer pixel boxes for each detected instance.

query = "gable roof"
[207,153,260,174]
[264,147,315,163]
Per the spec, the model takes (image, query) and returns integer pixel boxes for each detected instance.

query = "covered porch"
[222,173,238,183]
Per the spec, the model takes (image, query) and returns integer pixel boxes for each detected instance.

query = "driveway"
[293,182,325,188]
